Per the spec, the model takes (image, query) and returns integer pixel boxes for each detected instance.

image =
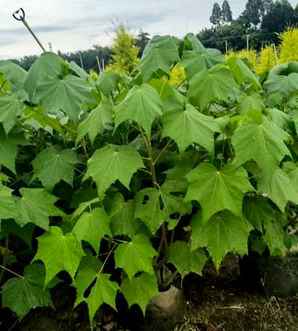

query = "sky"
[0,0,296,59]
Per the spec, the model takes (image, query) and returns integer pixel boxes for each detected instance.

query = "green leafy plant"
[0,32,298,327]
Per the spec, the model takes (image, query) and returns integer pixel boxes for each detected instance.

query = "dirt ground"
[6,282,296,331]
[178,284,298,331]
[1,255,298,331]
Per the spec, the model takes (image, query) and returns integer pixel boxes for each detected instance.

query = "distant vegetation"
[200,0,298,51]
[8,0,298,72]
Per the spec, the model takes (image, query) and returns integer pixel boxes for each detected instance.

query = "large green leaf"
[73,208,111,251]
[2,264,52,318]
[160,179,192,229]
[135,188,166,234]
[0,184,18,221]
[0,60,27,90]
[73,255,102,306]
[258,168,298,211]
[115,84,163,136]
[238,94,265,117]
[227,57,261,90]
[24,53,65,101]
[244,196,287,255]
[35,75,92,121]
[86,274,119,322]
[159,82,185,113]
[182,49,223,79]
[114,234,157,279]
[96,71,122,96]
[23,105,64,133]
[34,226,84,284]
[15,188,64,230]
[108,197,139,237]
[77,100,113,144]
[264,72,298,97]
[121,273,158,314]
[188,65,239,109]
[0,130,26,173]
[139,36,180,81]
[185,163,253,223]
[85,144,144,196]
[135,179,191,234]
[24,53,92,120]
[284,161,298,188]
[0,94,24,133]
[162,103,220,152]
[183,34,206,53]
[168,241,207,277]
[232,118,291,174]
[32,146,78,190]
[192,211,252,269]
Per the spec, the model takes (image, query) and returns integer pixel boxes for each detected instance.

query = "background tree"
[107,25,140,74]
[62,46,111,72]
[262,0,296,36]
[199,0,298,52]
[210,2,222,25]
[135,31,151,56]
[241,0,265,27]
[262,0,274,15]
[222,0,233,22]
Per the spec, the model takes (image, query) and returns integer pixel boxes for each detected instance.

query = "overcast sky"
[0,0,297,59]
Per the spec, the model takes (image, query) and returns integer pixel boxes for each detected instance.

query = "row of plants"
[0,33,298,327]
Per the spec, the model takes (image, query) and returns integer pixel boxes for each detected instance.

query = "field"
[0,32,298,330]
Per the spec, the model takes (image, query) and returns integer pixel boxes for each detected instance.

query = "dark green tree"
[262,0,296,35]
[241,0,265,27]
[262,0,274,14]
[135,31,151,56]
[222,0,233,22]
[210,2,222,25]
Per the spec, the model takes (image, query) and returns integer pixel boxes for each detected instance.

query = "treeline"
[12,31,150,72]
[200,0,298,51]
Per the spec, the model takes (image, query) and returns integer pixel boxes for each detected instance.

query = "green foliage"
[77,99,113,144]
[85,144,144,197]
[162,103,220,152]
[73,208,111,251]
[0,94,24,134]
[2,264,52,318]
[139,36,180,81]
[188,65,239,109]
[32,146,78,190]
[121,273,158,314]
[15,188,64,230]
[115,83,163,135]
[168,241,207,276]
[114,235,157,279]
[186,164,253,223]
[1,34,298,326]
[34,227,84,284]
[85,274,119,322]
[192,211,253,269]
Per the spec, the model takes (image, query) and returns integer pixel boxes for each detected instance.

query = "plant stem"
[0,264,24,279]
[0,238,13,284]
[99,243,117,274]
[139,127,168,252]
[153,141,172,165]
